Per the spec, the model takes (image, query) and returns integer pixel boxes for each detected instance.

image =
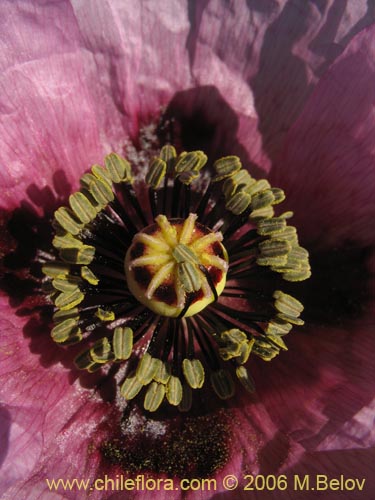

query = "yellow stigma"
[125,213,228,317]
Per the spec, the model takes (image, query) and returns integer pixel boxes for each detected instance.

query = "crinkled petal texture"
[189,0,375,169]
[0,1,375,500]
[1,0,373,210]
[0,296,119,500]
[0,1,103,212]
[226,26,375,499]
[271,25,375,250]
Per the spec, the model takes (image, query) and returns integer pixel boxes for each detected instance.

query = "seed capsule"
[125,214,228,318]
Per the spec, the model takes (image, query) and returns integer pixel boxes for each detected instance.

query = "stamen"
[146,157,167,190]
[236,366,255,393]
[210,369,236,400]
[178,384,193,412]
[104,153,132,183]
[166,375,183,406]
[120,372,143,400]
[113,326,133,360]
[69,192,97,224]
[135,353,159,385]
[54,207,83,235]
[90,337,114,364]
[153,359,171,384]
[212,156,242,182]
[144,382,166,412]
[182,358,205,389]
[51,318,81,344]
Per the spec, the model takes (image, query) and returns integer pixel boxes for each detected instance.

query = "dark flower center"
[41,146,310,413]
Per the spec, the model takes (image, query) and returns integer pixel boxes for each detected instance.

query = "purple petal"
[0,296,116,499]
[0,1,374,498]
[270,25,375,248]
[0,1,107,212]
[190,0,375,167]
[70,0,193,140]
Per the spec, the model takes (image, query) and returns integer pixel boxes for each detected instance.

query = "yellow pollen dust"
[125,213,228,317]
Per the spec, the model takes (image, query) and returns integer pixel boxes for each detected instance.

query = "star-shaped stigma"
[125,213,228,318]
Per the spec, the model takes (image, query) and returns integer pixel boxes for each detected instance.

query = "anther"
[166,375,183,406]
[182,358,205,389]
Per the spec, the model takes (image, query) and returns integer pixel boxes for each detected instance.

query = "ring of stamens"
[41,145,311,413]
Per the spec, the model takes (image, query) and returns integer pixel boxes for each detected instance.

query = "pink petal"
[0,295,116,499]
[0,0,104,212]
[2,0,370,211]
[221,254,375,494]
[69,0,264,171]
[190,0,375,169]
[270,25,375,248]
[70,0,193,142]
[1,2,374,498]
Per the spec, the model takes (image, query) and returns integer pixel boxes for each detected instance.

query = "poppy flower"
[1,1,374,499]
